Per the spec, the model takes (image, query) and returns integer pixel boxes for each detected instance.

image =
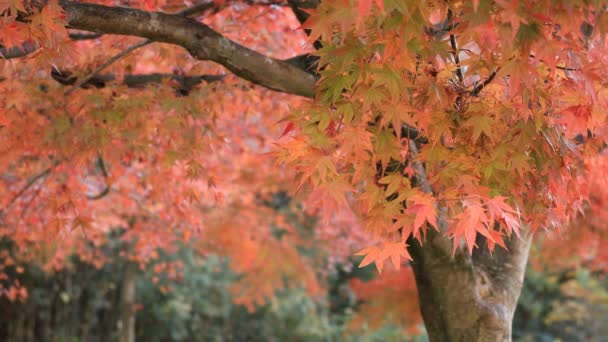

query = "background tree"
[1,0,607,341]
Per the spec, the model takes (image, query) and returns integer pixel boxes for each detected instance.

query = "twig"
[19,182,44,219]
[450,34,464,84]
[86,156,111,200]
[444,9,463,84]
[555,65,582,72]
[2,160,60,212]
[529,54,582,72]
[472,67,499,96]
[65,40,151,95]
[412,55,420,85]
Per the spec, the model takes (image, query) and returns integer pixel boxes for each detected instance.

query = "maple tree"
[1,0,608,340]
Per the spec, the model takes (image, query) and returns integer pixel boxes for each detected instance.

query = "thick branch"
[2,1,213,59]
[63,1,227,93]
[3,0,293,58]
[59,0,317,97]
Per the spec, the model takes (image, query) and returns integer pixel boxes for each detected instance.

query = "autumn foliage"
[0,0,331,307]
[277,0,608,269]
[1,0,608,337]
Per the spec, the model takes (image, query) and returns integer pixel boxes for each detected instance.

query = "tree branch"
[86,156,110,200]
[472,67,500,96]
[66,39,152,95]
[2,0,289,58]
[65,0,224,94]
[450,34,464,84]
[0,41,38,59]
[408,140,452,256]
[57,0,317,97]
[0,160,60,215]
[2,1,216,59]
[51,69,225,90]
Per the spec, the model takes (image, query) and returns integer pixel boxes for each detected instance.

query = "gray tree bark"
[409,232,532,341]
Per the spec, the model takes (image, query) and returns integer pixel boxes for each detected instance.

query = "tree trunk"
[408,232,533,341]
[118,263,137,342]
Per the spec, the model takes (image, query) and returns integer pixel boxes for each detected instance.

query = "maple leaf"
[279,122,295,138]
[340,126,374,161]
[404,192,438,240]
[465,115,494,142]
[0,21,30,49]
[0,0,25,15]
[377,173,407,197]
[485,196,522,237]
[509,152,531,177]
[185,159,203,179]
[495,0,527,39]
[448,202,491,254]
[357,242,412,273]
[486,196,513,220]
[357,0,372,18]
[357,0,383,18]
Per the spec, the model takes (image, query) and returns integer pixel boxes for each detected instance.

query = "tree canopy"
[1,0,608,339]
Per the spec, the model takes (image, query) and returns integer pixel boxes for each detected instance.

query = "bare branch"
[52,70,225,90]
[65,39,152,95]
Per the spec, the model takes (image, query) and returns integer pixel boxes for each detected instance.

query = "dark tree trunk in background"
[118,262,137,342]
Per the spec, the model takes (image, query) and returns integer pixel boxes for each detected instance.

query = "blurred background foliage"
[0,231,421,342]
[514,266,608,342]
[1,229,607,341]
